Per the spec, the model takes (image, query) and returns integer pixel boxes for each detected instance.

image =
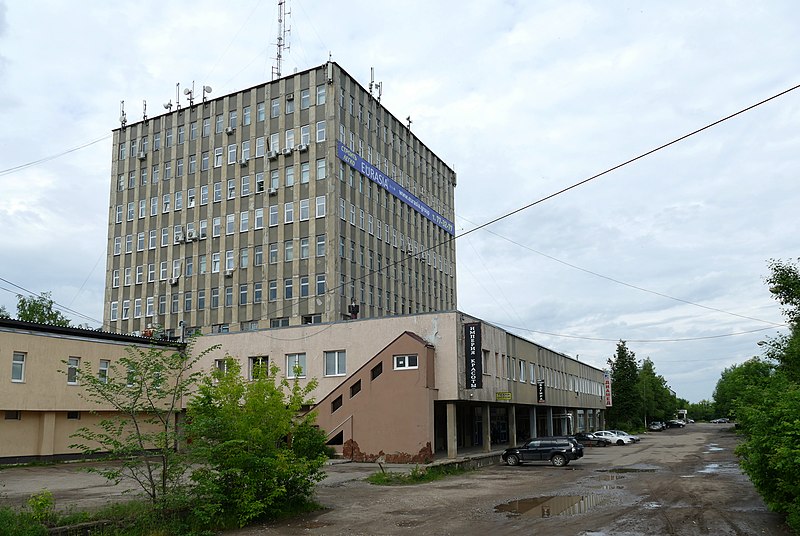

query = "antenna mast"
[272,0,291,80]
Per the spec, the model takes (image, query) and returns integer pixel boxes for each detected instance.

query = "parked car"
[648,421,666,431]
[572,432,612,447]
[502,437,584,467]
[667,419,685,428]
[592,430,634,445]
[710,418,730,423]
[609,430,640,442]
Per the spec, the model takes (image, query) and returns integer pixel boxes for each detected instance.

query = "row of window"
[118,84,327,159]
[109,274,327,320]
[117,155,327,193]
[220,351,417,384]
[112,197,326,254]
[483,351,603,396]
[9,353,100,385]
[120,124,326,168]
[112,234,326,286]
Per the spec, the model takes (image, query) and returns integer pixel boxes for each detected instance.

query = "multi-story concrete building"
[104,61,457,336]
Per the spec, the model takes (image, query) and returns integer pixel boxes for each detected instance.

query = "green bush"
[0,506,46,536]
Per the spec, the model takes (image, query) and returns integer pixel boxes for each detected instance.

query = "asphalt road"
[0,424,791,535]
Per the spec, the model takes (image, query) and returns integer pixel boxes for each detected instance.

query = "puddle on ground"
[703,444,725,453]
[495,494,605,518]
[642,502,662,509]
[698,462,740,475]
[600,468,656,474]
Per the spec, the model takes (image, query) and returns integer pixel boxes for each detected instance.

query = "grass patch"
[366,464,468,485]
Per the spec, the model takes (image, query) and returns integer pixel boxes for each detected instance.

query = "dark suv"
[502,437,584,467]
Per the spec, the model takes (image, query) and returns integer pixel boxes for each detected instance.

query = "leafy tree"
[606,341,640,430]
[730,259,800,531]
[16,292,71,326]
[638,358,678,424]
[712,357,773,419]
[0,305,10,319]
[69,339,217,511]
[186,357,327,527]
[687,399,715,421]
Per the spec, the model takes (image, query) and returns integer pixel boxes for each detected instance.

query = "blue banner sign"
[336,141,455,235]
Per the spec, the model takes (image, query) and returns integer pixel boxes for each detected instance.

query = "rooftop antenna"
[175,83,182,111]
[184,81,195,107]
[163,99,173,112]
[272,0,291,80]
[406,115,413,130]
[119,100,127,129]
[369,67,383,103]
[142,99,148,121]
[202,85,213,104]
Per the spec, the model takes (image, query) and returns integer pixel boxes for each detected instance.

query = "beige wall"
[1,324,178,461]
[313,332,437,463]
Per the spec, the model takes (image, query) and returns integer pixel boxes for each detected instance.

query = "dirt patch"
[0,425,790,535]
[230,424,791,535]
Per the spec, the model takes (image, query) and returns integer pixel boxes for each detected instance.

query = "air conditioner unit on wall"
[267,150,279,160]
[225,126,235,135]
[186,230,196,240]
[268,187,278,196]
[138,152,146,160]
[282,147,293,156]
[169,277,179,286]
[224,269,234,277]
[239,158,249,166]
[286,93,294,100]
[297,144,308,152]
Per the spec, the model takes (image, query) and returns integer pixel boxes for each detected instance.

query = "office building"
[104,62,457,336]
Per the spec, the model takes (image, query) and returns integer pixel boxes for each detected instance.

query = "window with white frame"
[393,354,418,370]
[98,359,110,383]
[249,356,268,380]
[67,357,80,385]
[11,352,25,382]
[324,350,346,377]
[286,353,306,379]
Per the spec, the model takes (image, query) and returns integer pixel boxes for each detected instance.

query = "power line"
[492,322,784,343]
[0,135,111,177]
[0,277,104,326]
[459,215,785,328]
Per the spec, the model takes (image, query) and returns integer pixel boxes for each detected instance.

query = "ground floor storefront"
[433,401,605,458]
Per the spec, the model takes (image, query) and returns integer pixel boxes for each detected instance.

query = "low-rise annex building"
[0,318,183,463]
[192,310,607,462]
[2,312,606,464]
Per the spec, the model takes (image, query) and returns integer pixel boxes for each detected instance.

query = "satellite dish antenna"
[202,85,212,103]
[184,82,195,106]
[164,100,173,111]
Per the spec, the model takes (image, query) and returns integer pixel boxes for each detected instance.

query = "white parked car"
[593,430,634,445]
[609,430,640,442]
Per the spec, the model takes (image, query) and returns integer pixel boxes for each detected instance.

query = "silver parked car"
[592,430,634,445]
[608,429,640,442]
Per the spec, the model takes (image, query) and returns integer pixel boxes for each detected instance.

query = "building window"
[214,359,228,374]
[249,356,268,380]
[393,355,418,370]
[67,357,80,385]
[11,352,25,382]
[67,411,81,420]
[371,362,383,381]
[350,380,361,398]
[324,351,346,377]
[316,274,326,295]
[331,395,342,413]
[5,411,21,420]
[286,353,306,379]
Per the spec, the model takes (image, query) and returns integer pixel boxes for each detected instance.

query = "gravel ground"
[0,423,790,535]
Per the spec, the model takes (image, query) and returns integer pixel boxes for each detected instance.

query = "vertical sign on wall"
[604,371,613,407]
[464,322,482,389]
[536,379,546,403]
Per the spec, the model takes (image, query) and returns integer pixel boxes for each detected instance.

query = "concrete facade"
[104,61,458,337]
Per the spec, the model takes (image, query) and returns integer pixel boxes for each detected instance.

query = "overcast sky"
[1,1,798,403]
